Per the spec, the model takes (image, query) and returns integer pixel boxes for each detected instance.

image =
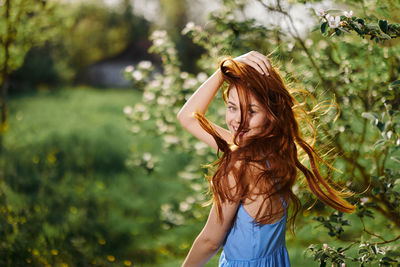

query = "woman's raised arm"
[177,69,232,150]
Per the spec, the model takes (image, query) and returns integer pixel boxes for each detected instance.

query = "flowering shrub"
[315,9,400,42]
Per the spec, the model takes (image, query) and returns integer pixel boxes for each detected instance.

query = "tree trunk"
[0,76,8,152]
[0,0,11,152]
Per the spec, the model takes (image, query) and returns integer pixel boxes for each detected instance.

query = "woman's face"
[226,86,267,142]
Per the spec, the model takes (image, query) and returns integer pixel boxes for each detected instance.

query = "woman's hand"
[234,51,272,76]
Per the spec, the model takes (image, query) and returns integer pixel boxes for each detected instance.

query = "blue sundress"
[218,198,291,266]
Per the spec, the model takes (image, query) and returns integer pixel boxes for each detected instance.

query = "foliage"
[0,88,171,266]
[0,0,61,83]
[124,0,400,265]
[9,1,151,85]
[0,0,64,142]
[315,9,400,43]
[53,1,150,81]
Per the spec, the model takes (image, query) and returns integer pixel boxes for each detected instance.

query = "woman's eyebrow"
[227,101,259,108]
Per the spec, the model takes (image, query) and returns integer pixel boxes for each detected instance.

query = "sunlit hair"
[194,57,355,231]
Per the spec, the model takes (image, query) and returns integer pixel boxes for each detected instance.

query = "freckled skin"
[225,86,267,143]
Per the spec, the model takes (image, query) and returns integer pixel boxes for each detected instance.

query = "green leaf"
[321,22,328,34]
[381,256,398,263]
[379,20,388,33]
[390,156,400,164]
[371,244,378,254]
[390,80,400,88]
[374,139,386,148]
[361,112,379,121]
[350,21,363,35]
[380,33,391,39]
[377,121,384,131]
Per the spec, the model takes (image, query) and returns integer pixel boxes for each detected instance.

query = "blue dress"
[218,201,291,267]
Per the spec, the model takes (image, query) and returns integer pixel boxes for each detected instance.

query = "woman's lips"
[232,126,249,136]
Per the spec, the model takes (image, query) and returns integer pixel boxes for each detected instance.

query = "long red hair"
[195,57,355,230]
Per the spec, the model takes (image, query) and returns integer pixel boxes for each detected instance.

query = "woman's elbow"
[177,111,193,127]
[197,235,221,252]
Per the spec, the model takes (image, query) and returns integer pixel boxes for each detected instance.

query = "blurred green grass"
[6,87,138,149]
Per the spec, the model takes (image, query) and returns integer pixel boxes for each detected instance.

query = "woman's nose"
[234,113,241,123]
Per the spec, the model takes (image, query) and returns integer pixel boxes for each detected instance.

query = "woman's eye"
[228,106,236,111]
[249,110,256,114]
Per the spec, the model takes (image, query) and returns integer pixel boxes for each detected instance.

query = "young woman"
[177,51,355,267]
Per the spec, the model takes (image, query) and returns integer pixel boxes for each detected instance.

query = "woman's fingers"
[235,51,271,76]
[249,51,272,76]
[246,52,270,76]
[237,57,265,75]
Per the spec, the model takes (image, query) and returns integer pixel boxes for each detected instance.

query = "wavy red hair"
[195,57,355,230]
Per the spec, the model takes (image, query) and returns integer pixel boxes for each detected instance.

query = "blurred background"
[0,0,399,266]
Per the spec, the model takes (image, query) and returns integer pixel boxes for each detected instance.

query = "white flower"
[315,8,325,17]
[191,183,202,191]
[161,203,172,214]
[343,10,353,18]
[323,243,328,250]
[183,78,197,89]
[132,70,143,81]
[151,30,167,39]
[186,21,195,30]
[162,77,174,90]
[327,15,340,28]
[287,42,295,51]
[134,103,146,113]
[124,65,134,72]
[153,38,165,46]
[360,197,369,204]
[305,39,313,48]
[178,171,197,180]
[164,135,180,144]
[180,72,189,79]
[138,60,152,69]
[123,106,133,115]
[157,96,167,105]
[179,202,190,212]
[167,47,176,55]
[182,22,196,34]
[341,263,346,267]
[196,72,208,83]
[150,79,161,88]
[143,152,152,161]
[143,91,155,101]
[142,112,150,121]
[194,142,207,151]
